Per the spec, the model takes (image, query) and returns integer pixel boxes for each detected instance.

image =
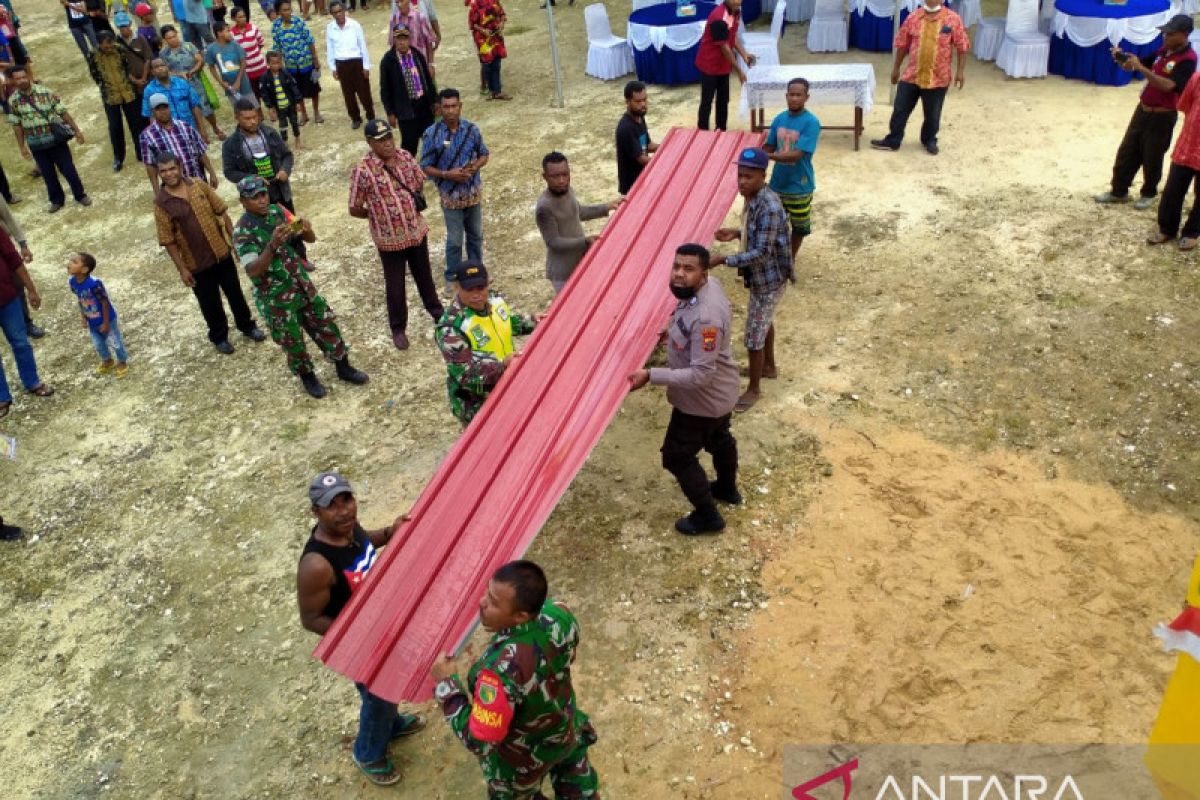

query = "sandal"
[29,384,54,397]
[1180,237,1199,251]
[115,364,129,378]
[351,755,402,786]
[490,93,512,101]
[314,113,325,124]
[1147,232,1173,245]
[391,713,426,739]
[0,401,10,418]
[734,392,759,413]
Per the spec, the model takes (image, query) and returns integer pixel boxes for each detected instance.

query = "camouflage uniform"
[233,205,348,375]
[434,295,536,425]
[435,600,601,800]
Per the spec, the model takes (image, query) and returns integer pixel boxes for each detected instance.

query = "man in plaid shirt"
[712,147,792,413]
[139,93,219,192]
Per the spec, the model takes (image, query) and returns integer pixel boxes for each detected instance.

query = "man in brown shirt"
[153,151,265,353]
[628,242,741,536]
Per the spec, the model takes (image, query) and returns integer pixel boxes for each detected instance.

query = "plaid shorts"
[745,284,787,351]
[777,192,813,237]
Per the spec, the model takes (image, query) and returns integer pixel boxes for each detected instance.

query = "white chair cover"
[786,0,816,22]
[1051,9,1173,47]
[808,0,848,52]
[1005,0,1039,34]
[997,0,1048,78]
[953,0,981,27]
[974,16,1004,60]
[743,0,787,66]
[584,4,634,80]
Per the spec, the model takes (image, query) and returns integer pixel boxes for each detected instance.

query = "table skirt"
[1048,33,1161,86]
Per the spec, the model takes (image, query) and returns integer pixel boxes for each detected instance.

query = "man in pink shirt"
[870,0,968,155]
[1150,71,1200,249]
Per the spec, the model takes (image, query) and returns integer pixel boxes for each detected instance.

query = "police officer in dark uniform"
[629,242,742,535]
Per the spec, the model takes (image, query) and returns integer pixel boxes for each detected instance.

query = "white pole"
[546,2,566,108]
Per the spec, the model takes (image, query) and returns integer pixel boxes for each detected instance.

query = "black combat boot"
[335,357,369,385]
[299,371,327,399]
[675,503,726,536]
[710,480,743,505]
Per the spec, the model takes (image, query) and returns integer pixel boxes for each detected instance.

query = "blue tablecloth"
[1053,0,1169,18]
[630,2,718,85]
[1048,34,1161,85]
[743,0,763,24]
[848,7,910,52]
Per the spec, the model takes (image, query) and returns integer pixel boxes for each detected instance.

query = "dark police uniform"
[650,276,741,523]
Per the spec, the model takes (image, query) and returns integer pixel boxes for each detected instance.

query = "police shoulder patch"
[701,326,718,352]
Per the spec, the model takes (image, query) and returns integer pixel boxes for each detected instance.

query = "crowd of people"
[0,0,830,794]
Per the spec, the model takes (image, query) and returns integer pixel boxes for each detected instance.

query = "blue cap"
[114,10,133,27]
[736,147,769,171]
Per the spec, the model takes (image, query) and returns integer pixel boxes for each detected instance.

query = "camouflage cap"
[237,176,269,198]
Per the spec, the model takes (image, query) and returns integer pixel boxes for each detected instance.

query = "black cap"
[363,118,394,139]
[454,260,489,289]
[1160,13,1194,34]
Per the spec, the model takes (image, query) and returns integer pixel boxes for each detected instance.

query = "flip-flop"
[351,755,402,786]
[1147,232,1173,245]
[734,395,758,413]
[391,713,426,739]
[29,384,54,397]
[1180,237,1199,251]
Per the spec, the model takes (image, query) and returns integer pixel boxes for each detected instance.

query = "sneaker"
[112,160,123,172]
[214,340,235,355]
[47,203,63,214]
[26,323,45,339]
[1133,196,1156,210]
[0,521,23,541]
[300,371,327,398]
[242,326,267,342]
[351,120,362,130]
[710,481,743,505]
[392,331,410,350]
[674,504,726,535]
[870,139,899,151]
[1094,192,1130,204]
[335,357,369,385]
[924,142,939,155]
[77,196,93,207]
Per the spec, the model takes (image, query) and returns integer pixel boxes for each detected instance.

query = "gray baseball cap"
[148,93,170,108]
[309,471,353,507]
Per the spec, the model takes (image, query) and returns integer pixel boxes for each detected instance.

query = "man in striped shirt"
[139,93,219,191]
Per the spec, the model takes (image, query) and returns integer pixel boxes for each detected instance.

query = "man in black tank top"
[296,471,426,786]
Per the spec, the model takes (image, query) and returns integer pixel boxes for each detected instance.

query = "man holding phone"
[1096,14,1197,210]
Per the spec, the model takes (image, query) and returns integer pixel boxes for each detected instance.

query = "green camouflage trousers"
[481,739,600,800]
[257,292,347,375]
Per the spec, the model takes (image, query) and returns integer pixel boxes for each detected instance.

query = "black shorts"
[288,68,321,99]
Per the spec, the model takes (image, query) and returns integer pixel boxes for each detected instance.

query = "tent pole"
[890,0,902,104]
[546,2,566,108]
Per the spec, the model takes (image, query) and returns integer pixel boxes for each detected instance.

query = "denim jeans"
[353,683,410,763]
[441,202,483,280]
[0,296,41,403]
[89,321,129,363]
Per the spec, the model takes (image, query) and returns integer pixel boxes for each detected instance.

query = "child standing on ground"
[68,252,129,377]
[257,51,302,148]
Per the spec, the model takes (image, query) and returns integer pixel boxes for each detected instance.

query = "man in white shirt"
[326,1,373,129]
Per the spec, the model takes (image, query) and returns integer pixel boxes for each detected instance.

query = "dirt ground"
[2,0,1199,798]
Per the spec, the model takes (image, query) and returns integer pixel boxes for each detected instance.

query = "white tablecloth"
[1051,8,1171,47]
[848,0,919,15]
[628,14,706,52]
[739,63,877,121]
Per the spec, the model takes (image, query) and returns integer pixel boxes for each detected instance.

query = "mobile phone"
[1114,50,1131,63]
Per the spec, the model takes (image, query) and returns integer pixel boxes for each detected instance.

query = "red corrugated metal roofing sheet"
[314,127,764,703]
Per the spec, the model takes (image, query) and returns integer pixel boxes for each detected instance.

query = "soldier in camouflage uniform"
[430,560,601,800]
[233,176,369,398]
[435,260,540,425]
